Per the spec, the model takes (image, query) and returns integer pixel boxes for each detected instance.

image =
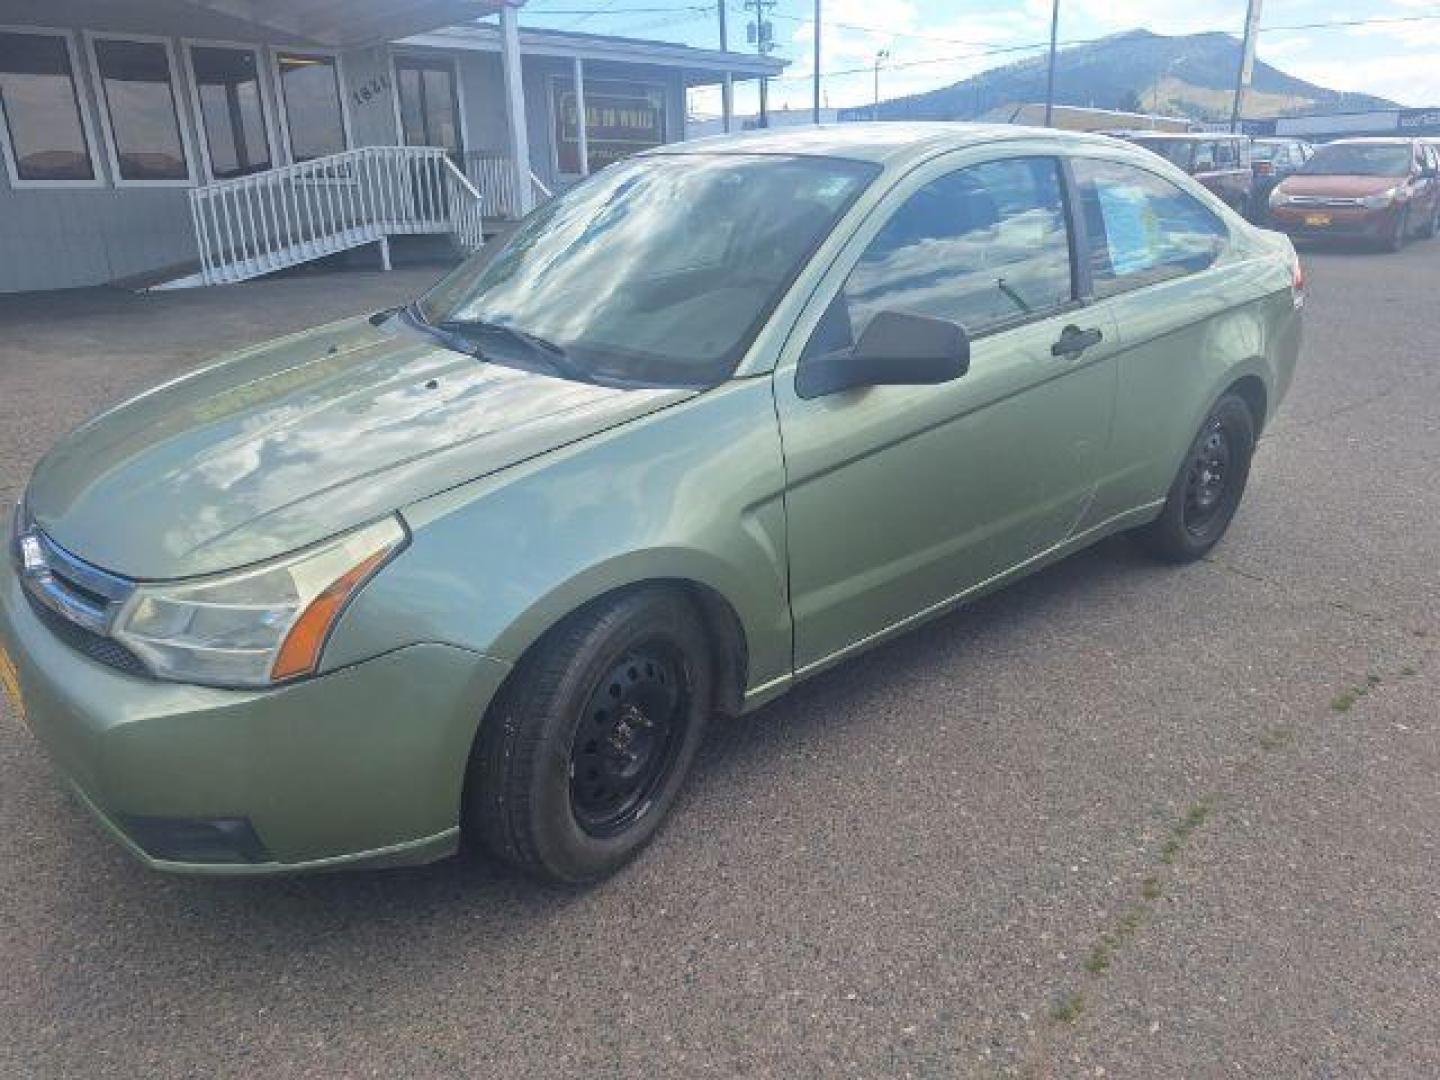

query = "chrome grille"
[11,511,148,678]
[1285,194,1366,208]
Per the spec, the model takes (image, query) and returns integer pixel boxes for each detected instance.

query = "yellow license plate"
[1304,213,1332,226]
[0,644,26,728]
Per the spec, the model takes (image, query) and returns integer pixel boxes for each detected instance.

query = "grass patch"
[1084,943,1112,974]
[1141,877,1163,901]
[1051,990,1085,1023]
[1258,725,1294,751]
[1331,689,1359,713]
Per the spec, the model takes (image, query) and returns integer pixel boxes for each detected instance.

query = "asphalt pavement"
[0,244,1437,1079]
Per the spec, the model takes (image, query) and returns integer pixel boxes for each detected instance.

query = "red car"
[1268,137,1440,250]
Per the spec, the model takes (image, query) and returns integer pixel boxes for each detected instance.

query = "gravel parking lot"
[1,244,1437,1079]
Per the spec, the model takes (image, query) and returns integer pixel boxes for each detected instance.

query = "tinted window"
[277,53,346,161]
[1302,143,1413,177]
[93,39,187,181]
[1251,142,1281,162]
[1072,158,1227,296]
[423,154,877,387]
[809,157,1073,356]
[1213,140,1237,167]
[0,31,94,181]
[191,46,270,178]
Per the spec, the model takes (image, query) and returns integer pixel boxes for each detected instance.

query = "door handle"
[1051,325,1104,357]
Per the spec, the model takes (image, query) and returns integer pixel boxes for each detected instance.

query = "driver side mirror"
[796,309,970,399]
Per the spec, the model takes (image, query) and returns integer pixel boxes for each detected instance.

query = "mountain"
[863,30,1396,123]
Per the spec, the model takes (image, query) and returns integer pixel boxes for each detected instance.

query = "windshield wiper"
[401,301,483,358]
[433,317,594,383]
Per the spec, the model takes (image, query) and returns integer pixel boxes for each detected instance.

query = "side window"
[1213,140,1236,168]
[1071,158,1228,297]
[1193,141,1217,171]
[805,156,1074,358]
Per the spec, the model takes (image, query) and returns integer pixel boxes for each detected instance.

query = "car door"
[1063,155,1252,523]
[773,152,1119,673]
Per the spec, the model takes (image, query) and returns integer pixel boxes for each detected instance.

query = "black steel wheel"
[1133,392,1256,563]
[466,588,714,884]
[1181,417,1233,537]
[570,645,690,838]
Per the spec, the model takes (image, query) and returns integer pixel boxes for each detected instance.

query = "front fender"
[323,377,792,699]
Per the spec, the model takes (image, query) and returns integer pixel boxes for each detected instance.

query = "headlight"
[1268,187,1290,208]
[1361,187,1401,209]
[112,517,406,688]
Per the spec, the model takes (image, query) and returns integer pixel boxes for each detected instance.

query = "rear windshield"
[1302,143,1412,177]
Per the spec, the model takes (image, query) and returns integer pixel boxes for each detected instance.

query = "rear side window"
[807,156,1074,355]
[1071,158,1228,298]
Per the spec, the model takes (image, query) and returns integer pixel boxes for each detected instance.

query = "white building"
[0,0,782,292]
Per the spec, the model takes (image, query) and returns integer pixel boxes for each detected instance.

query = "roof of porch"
[400,24,787,85]
[124,0,510,48]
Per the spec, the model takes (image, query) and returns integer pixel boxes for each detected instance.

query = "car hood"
[25,315,695,580]
[1276,174,1406,198]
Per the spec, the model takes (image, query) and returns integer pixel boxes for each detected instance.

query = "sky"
[514,0,1440,118]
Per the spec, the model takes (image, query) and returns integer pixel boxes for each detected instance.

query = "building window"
[90,37,189,183]
[189,45,271,179]
[395,55,463,157]
[276,51,347,161]
[552,77,666,175]
[0,30,98,184]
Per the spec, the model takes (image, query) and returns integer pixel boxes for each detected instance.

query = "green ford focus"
[1,124,1302,882]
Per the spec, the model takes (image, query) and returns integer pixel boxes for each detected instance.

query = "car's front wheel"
[1386,206,1411,251]
[1133,392,1256,563]
[466,588,714,884]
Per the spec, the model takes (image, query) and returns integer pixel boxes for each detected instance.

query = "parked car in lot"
[1,124,1303,884]
[1249,137,1314,218]
[1268,137,1440,249]
[1112,131,1255,215]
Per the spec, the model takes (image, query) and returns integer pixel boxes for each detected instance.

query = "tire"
[466,588,714,884]
[1385,207,1410,251]
[1132,393,1256,564]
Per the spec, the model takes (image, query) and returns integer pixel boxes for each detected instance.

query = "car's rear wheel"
[1132,392,1256,563]
[466,588,713,884]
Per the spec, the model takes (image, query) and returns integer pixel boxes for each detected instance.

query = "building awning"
[402,24,787,85]
[163,0,508,48]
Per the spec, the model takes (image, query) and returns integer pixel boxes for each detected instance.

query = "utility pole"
[1230,0,1264,133]
[872,49,886,121]
[745,0,776,127]
[1043,0,1060,127]
[813,0,822,125]
[717,0,732,132]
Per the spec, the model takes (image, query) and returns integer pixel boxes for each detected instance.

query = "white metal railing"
[462,151,557,220]
[187,145,484,286]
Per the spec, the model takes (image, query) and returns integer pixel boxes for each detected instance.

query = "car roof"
[1324,137,1416,145]
[1113,131,1243,141]
[650,121,1130,165]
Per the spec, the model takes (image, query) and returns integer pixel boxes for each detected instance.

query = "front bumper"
[1269,203,1401,241]
[0,552,510,875]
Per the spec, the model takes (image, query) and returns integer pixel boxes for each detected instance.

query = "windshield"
[1302,143,1413,177]
[419,153,878,387]
[1130,138,1194,170]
